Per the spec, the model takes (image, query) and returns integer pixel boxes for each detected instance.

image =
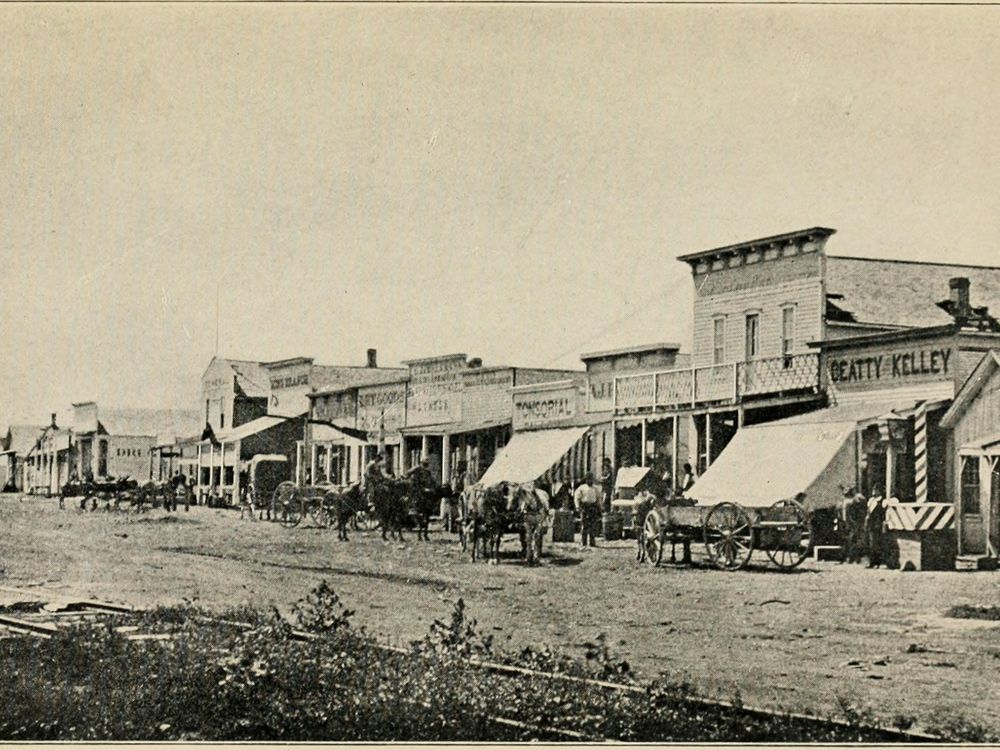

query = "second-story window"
[220,408,225,429]
[745,313,760,359]
[782,306,795,365]
[713,317,726,364]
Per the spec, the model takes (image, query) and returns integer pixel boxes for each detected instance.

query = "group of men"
[839,488,891,568]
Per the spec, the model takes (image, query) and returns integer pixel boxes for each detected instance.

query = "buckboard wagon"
[642,499,811,570]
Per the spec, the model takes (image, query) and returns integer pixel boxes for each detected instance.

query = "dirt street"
[2,495,998,736]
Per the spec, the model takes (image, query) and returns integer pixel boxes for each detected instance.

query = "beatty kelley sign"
[828,346,952,387]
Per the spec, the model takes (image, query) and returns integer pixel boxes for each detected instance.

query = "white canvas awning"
[688,420,858,510]
[477,426,589,487]
[615,466,650,490]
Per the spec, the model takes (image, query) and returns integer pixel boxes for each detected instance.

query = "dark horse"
[464,484,526,564]
[326,483,365,541]
[62,476,139,511]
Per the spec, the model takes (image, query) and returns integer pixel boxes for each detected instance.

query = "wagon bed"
[642,499,811,571]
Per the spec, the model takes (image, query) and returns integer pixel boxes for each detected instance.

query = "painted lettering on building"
[116,447,145,458]
[407,357,465,425]
[514,383,582,429]
[828,347,952,386]
[270,373,310,390]
[464,370,511,388]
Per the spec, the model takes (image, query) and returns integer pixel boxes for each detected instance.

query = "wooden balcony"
[613,352,820,412]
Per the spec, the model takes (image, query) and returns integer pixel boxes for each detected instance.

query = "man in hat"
[574,472,601,548]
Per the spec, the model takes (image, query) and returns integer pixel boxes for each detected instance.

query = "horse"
[371,478,408,542]
[466,484,526,564]
[507,485,549,566]
[326,483,365,541]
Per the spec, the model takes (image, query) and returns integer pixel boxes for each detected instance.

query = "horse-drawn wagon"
[641,498,811,570]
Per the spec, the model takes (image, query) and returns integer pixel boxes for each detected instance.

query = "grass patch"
[946,604,1000,621]
[0,583,984,742]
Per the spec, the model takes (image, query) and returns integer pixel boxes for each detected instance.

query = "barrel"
[550,508,575,543]
[602,511,624,541]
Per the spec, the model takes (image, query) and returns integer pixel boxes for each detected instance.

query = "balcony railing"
[613,352,820,411]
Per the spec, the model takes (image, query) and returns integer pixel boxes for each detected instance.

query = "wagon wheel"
[703,502,753,571]
[309,493,331,528]
[273,482,302,528]
[763,499,811,570]
[642,511,664,567]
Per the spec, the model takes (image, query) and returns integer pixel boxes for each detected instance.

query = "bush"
[0,581,958,742]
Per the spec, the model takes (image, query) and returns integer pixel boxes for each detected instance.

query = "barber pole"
[913,400,927,503]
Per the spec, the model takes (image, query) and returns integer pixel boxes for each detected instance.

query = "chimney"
[468,358,483,369]
[949,277,971,317]
[50,413,57,428]
[366,348,378,368]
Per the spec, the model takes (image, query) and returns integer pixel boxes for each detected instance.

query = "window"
[781,306,795,367]
[961,458,980,515]
[205,399,210,424]
[712,317,726,365]
[745,313,760,359]
[220,409,225,429]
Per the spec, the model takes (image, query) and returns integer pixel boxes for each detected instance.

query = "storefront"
[581,343,692,484]
[687,325,1000,567]
[195,414,303,504]
[399,354,468,483]
[940,350,1000,564]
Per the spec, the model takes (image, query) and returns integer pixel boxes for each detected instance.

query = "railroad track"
[0,584,938,742]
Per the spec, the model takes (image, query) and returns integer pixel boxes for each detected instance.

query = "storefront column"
[325,444,333,482]
[310,444,318,485]
[209,443,216,492]
[705,412,713,470]
[672,416,680,488]
[421,435,429,461]
[640,419,648,467]
[610,419,617,469]
[295,442,304,485]
[442,434,451,484]
[885,441,895,498]
[196,443,203,499]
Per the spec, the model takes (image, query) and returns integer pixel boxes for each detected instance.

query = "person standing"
[574,473,600,548]
[600,459,614,514]
[865,494,887,568]
[678,462,697,496]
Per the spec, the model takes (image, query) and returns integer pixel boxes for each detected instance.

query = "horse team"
[322,479,552,566]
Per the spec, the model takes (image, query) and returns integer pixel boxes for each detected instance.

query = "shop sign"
[827,345,952,388]
[514,384,581,429]
[406,356,465,426]
[464,369,512,388]
[587,373,616,412]
[358,384,406,434]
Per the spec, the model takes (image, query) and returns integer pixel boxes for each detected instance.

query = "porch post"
[672,416,680,490]
[421,435,429,461]
[640,419,647,467]
[325,443,333,482]
[310,443,318,484]
[885,441,895,498]
[705,412,713,470]
[441,433,451,485]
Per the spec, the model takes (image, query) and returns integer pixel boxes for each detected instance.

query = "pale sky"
[3,4,999,425]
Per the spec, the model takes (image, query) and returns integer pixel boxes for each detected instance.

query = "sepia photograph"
[2,1,1000,743]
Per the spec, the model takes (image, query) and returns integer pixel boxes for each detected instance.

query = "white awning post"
[310,443,318,485]
[672,415,680,489]
[442,434,451,485]
[705,412,713,471]
[885,441,895,499]
[232,442,240,500]
[325,443,333,482]
[640,419,647,467]
[421,435,429,461]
